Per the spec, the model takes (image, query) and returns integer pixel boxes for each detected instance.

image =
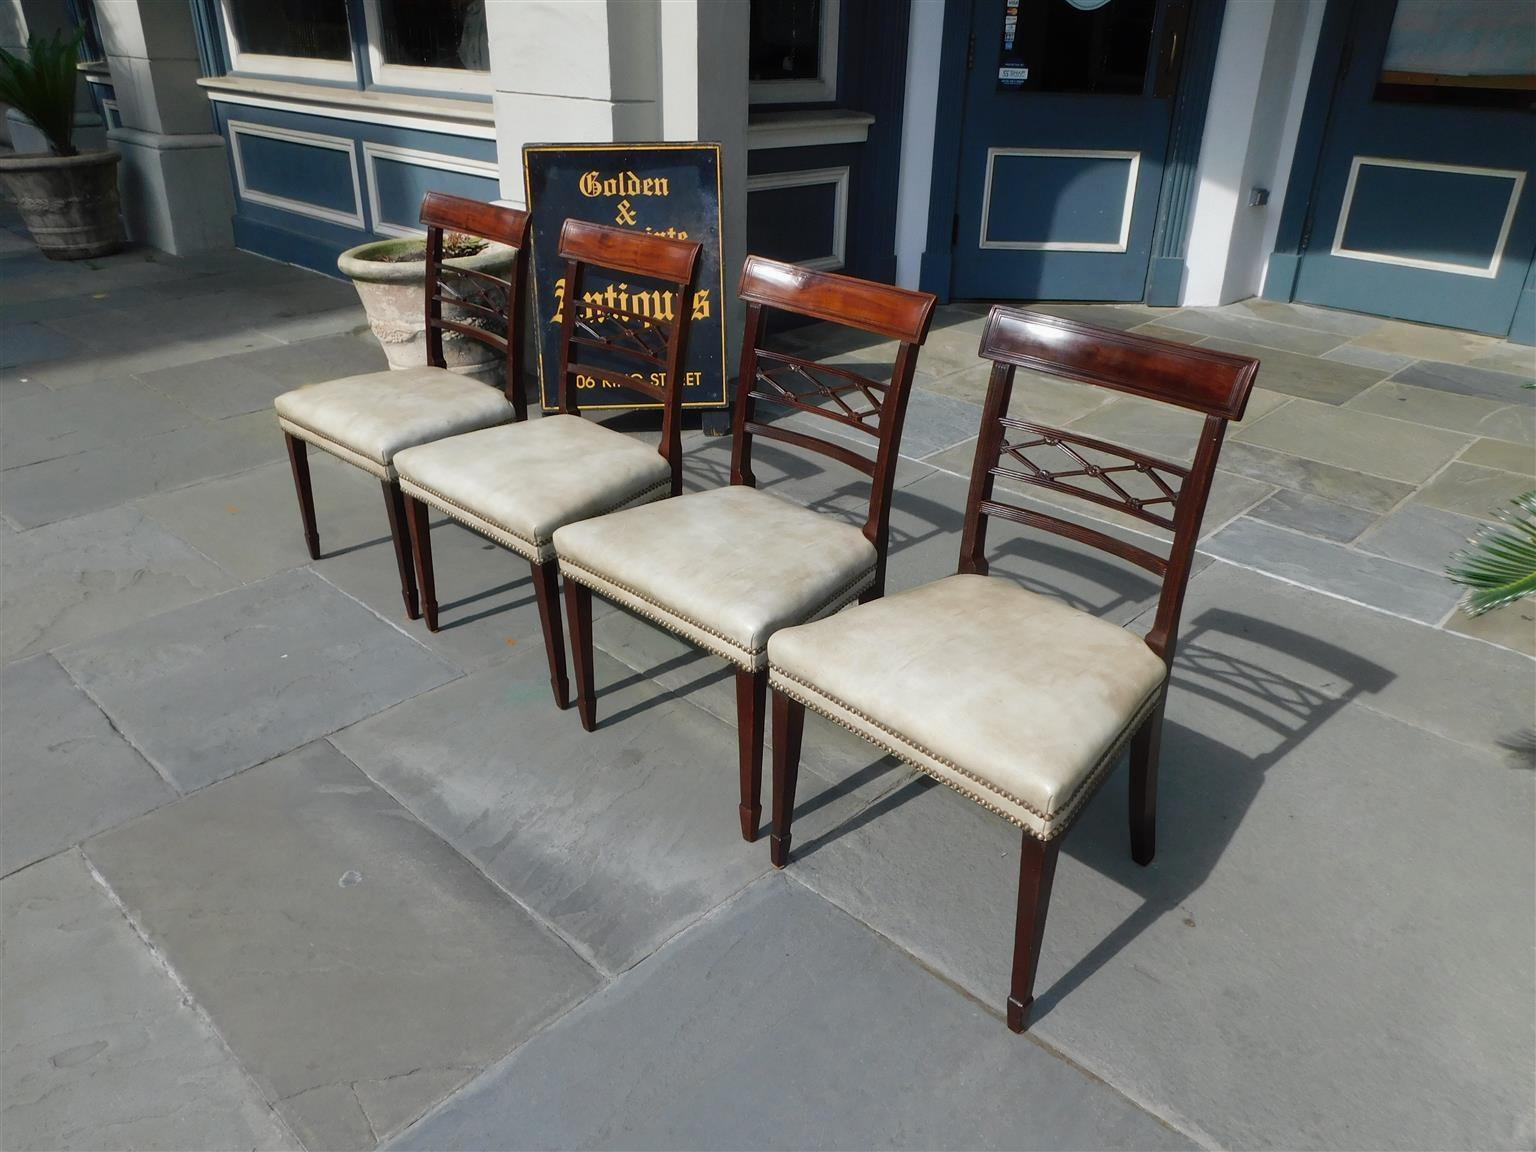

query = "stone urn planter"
[338,236,515,380]
[0,148,123,261]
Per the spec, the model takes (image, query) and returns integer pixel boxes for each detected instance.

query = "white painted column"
[895,0,944,289]
[1181,0,1325,305]
[96,0,233,253]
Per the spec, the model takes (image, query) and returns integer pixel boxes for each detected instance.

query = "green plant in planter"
[1447,490,1536,617]
[0,28,85,155]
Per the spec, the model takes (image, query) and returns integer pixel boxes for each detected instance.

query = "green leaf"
[0,28,84,156]
[1446,490,1536,617]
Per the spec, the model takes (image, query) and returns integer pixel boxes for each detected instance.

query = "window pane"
[377,0,489,72]
[750,0,823,82]
[1376,0,1536,109]
[998,0,1158,96]
[228,0,350,61]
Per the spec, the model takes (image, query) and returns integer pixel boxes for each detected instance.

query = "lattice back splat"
[731,256,936,598]
[961,306,1259,665]
[419,191,531,417]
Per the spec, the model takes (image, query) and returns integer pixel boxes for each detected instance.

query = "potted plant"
[0,29,123,260]
[338,232,515,381]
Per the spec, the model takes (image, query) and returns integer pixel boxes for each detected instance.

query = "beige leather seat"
[768,573,1167,839]
[553,485,878,672]
[394,414,674,563]
[275,365,514,481]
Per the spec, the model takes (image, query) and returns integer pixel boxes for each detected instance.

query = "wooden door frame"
[918,0,1230,305]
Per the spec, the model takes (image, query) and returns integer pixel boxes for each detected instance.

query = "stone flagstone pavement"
[2,214,1533,1152]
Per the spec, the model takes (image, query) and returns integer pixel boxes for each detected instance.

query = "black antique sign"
[522,142,727,412]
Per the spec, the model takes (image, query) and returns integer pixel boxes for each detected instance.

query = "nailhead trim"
[279,416,395,480]
[559,556,876,671]
[769,666,1165,839]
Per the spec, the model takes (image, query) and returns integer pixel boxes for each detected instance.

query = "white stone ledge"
[747,109,874,152]
[197,76,496,139]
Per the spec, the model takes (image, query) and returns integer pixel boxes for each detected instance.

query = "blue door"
[948,0,1187,301]
[1292,0,1536,337]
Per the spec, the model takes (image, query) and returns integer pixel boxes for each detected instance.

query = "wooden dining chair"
[552,256,936,841]
[765,306,1259,1032]
[274,192,530,620]
[392,220,701,709]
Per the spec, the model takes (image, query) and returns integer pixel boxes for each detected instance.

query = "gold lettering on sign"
[578,171,671,199]
[552,277,711,325]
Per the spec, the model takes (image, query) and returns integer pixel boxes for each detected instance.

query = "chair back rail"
[554,220,703,497]
[419,191,531,418]
[729,258,936,599]
[960,306,1259,667]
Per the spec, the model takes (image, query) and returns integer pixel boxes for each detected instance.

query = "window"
[1375,0,1536,109]
[996,0,1159,97]
[363,0,491,93]
[749,0,840,104]
[221,0,354,82]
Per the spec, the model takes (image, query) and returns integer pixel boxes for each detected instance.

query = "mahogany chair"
[393,220,701,709]
[274,192,531,619]
[765,306,1259,1032]
[552,256,936,841]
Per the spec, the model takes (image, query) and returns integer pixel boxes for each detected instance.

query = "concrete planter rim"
[337,237,516,284]
[0,149,120,172]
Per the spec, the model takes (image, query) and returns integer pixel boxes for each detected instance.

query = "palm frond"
[1446,490,1536,617]
[0,28,84,156]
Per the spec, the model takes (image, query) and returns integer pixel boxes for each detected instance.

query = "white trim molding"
[362,142,499,238]
[227,119,365,229]
[746,166,850,271]
[979,148,1140,252]
[218,0,356,83]
[1330,155,1526,279]
[747,109,874,151]
[750,0,841,104]
[359,0,493,95]
[199,77,497,140]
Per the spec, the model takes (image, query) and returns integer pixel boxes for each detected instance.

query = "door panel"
[1293,0,1536,335]
[950,0,1183,301]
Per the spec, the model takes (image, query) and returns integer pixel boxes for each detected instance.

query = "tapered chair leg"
[530,558,570,710]
[769,689,804,867]
[1129,698,1166,866]
[736,667,767,842]
[403,493,437,630]
[381,479,420,621]
[563,579,596,731]
[284,434,320,560]
[1007,833,1061,1034]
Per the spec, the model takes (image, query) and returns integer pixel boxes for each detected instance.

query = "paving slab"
[85,741,600,1151]
[1,504,236,662]
[217,330,390,387]
[332,642,866,975]
[1356,502,1484,573]
[1444,597,1536,658]
[393,874,1192,1152]
[1,851,293,1151]
[919,361,1113,425]
[134,355,298,420]
[1152,308,1348,355]
[1234,398,1471,484]
[1,655,174,876]
[1215,439,1416,513]
[1412,461,1531,521]
[1460,436,1535,474]
[139,452,390,583]
[1345,379,1535,445]
[789,570,1534,1151]
[55,568,458,792]
[1203,517,1459,624]
[1391,359,1532,403]
[1245,488,1378,542]
[0,320,90,369]
[1064,389,1290,460]
[0,409,288,528]
[1319,342,1416,373]
[1226,298,1385,338]
[1198,336,1386,405]
[1,377,197,470]
[1344,323,1506,366]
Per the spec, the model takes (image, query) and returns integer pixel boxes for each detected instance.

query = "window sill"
[747,109,874,151]
[197,75,496,137]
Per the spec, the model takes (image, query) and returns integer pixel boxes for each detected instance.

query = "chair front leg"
[735,667,767,842]
[1129,695,1167,867]
[769,689,804,867]
[284,433,320,560]
[382,479,420,621]
[529,558,570,710]
[402,493,437,630]
[1007,833,1061,1034]
[562,579,597,731]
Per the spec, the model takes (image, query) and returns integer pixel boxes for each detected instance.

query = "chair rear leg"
[382,480,420,621]
[402,493,437,630]
[735,667,767,842]
[562,579,597,731]
[769,689,805,867]
[1129,697,1166,866]
[1007,833,1061,1033]
[284,433,320,560]
[530,558,570,710]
